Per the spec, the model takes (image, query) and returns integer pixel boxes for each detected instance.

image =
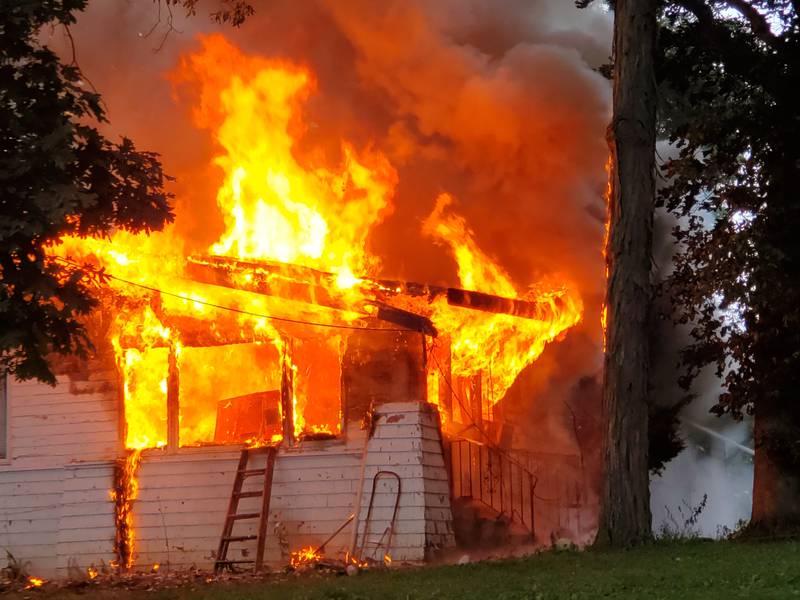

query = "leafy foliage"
[0,1,174,383]
[657,2,800,469]
[170,0,255,27]
[649,399,690,474]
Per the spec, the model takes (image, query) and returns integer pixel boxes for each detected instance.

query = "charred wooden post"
[280,343,295,445]
[371,279,564,322]
[436,336,453,423]
[470,372,483,426]
[167,341,180,451]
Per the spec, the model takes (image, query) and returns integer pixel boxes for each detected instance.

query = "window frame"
[119,337,345,453]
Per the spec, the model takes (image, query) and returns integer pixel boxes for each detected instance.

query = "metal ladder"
[214,445,277,572]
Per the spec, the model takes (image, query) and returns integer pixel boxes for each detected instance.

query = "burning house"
[1,7,610,579]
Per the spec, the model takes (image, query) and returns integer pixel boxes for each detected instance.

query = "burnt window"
[291,336,343,440]
[119,337,343,450]
[178,343,283,447]
[119,346,169,448]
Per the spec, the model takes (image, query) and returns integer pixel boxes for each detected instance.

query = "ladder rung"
[234,491,263,498]
[216,559,255,565]
[222,535,258,542]
[239,469,266,477]
[229,512,261,520]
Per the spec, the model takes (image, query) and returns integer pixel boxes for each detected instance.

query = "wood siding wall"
[0,366,120,578]
[1,374,453,577]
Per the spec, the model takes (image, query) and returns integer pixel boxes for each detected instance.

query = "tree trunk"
[595,0,658,547]
[749,97,800,532]
[751,394,800,530]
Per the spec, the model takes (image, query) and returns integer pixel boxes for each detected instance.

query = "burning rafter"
[186,254,564,324]
[185,255,438,336]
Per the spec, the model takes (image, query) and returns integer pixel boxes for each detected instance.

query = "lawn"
[6,540,800,600]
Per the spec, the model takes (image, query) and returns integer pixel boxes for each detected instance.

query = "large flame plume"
[173,35,397,283]
[51,31,585,448]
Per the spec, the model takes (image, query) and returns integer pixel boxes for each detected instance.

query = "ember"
[24,576,44,589]
[289,546,323,569]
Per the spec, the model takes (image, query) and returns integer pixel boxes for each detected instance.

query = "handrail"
[447,437,538,538]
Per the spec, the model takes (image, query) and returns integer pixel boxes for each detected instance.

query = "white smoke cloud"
[649,143,754,537]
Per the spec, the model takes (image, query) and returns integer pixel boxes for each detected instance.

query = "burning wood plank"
[187,254,562,323]
[185,255,437,336]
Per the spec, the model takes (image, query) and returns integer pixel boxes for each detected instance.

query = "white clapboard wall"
[1,365,454,578]
[0,363,120,578]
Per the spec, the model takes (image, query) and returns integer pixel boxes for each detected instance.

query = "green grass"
[10,540,800,600]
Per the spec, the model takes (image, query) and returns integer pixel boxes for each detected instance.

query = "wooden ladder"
[214,445,278,572]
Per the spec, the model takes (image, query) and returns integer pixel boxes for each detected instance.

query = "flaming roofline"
[185,254,562,332]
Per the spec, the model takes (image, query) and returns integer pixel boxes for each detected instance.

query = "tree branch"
[679,0,780,50]
[61,24,100,94]
[673,0,782,94]
[675,0,721,30]
[722,0,781,49]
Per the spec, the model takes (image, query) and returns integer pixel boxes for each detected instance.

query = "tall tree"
[590,0,659,546]
[0,1,174,384]
[658,1,800,531]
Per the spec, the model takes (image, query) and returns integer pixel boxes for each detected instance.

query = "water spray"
[684,420,754,456]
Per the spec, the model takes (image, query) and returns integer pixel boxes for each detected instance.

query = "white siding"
[4,368,119,469]
[131,402,454,570]
[355,402,454,562]
[1,367,454,578]
[0,363,119,578]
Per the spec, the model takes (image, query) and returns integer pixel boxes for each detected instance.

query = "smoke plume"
[648,146,754,537]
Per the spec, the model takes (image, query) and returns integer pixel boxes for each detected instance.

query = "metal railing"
[447,438,537,537]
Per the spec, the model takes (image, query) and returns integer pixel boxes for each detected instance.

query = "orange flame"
[48,35,583,451]
[24,577,44,589]
[175,34,397,284]
[110,449,143,569]
[422,194,583,407]
[289,546,322,568]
